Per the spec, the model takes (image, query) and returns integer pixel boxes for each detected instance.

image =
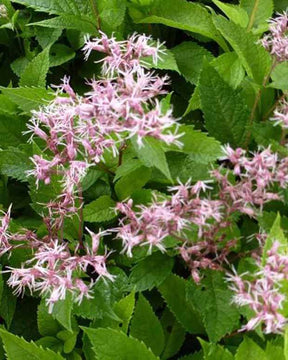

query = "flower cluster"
[227,241,288,334]
[26,31,181,230]
[271,96,288,129]
[114,146,288,282]
[262,11,288,62]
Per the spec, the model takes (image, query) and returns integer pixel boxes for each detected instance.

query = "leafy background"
[0,0,288,359]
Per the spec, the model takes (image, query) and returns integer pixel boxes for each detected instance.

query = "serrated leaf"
[0,95,18,115]
[114,159,143,182]
[213,15,271,84]
[160,309,185,360]
[158,274,205,334]
[83,195,116,223]
[51,293,73,331]
[0,329,64,360]
[266,340,285,360]
[270,62,288,91]
[131,137,171,180]
[0,148,31,182]
[171,42,213,85]
[240,0,274,30]
[0,283,16,328]
[115,165,151,200]
[137,0,227,50]
[97,0,127,31]
[129,252,174,292]
[199,338,234,360]
[0,115,27,148]
[20,46,50,88]
[37,301,62,336]
[235,337,267,360]
[113,291,135,333]
[199,63,249,147]
[10,57,30,77]
[1,87,54,113]
[212,0,249,27]
[130,294,165,356]
[30,15,96,33]
[35,27,62,49]
[82,327,159,360]
[187,271,240,342]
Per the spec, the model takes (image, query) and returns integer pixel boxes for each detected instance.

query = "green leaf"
[83,195,116,223]
[51,293,73,331]
[137,0,227,50]
[212,0,249,27]
[30,15,96,34]
[82,327,159,360]
[235,337,267,360]
[187,271,240,342]
[113,291,135,333]
[171,42,213,85]
[129,252,174,292]
[11,57,30,77]
[158,274,204,334]
[199,63,249,147]
[0,282,16,329]
[115,165,151,200]
[20,46,50,88]
[97,0,127,31]
[0,95,18,115]
[240,0,274,30]
[199,338,234,360]
[0,116,27,148]
[35,27,62,49]
[210,52,245,89]
[213,15,271,84]
[285,328,288,360]
[130,294,165,356]
[262,213,287,265]
[11,0,93,16]
[0,148,31,182]
[0,329,64,360]
[145,48,179,73]
[270,62,288,91]
[115,159,143,182]
[37,301,61,336]
[131,137,171,180]
[266,340,285,360]
[1,87,54,113]
[160,309,185,360]
[49,44,75,67]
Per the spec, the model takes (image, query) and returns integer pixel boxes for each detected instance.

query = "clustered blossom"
[114,146,288,283]
[26,31,181,229]
[227,241,288,334]
[271,96,288,129]
[262,11,288,62]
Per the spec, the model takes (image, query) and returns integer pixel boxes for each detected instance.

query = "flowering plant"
[0,0,288,359]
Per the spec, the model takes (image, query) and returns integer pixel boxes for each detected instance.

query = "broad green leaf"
[262,213,287,265]
[129,252,174,292]
[1,87,54,113]
[285,328,288,360]
[235,337,267,360]
[30,15,96,34]
[83,195,116,223]
[179,352,204,360]
[20,46,50,87]
[82,327,158,360]
[131,137,171,180]
[199,63,249,147]
[185,88,201,114]
[266,340,285,360]
[212,0,249,27]
[113,291,135,333]
[210,52,245,89]
[0,116,27,148]
[0,329,64,360]
[35,27,62,49]
[187,271,240,342]
[49,44,75,67]
[160,309,185,360]
[35,337,63,353]
[11,0,92,15]
[158,274,205,334]
[114,159,143,182]
[0,95,18,115]
[145,47,179,73]
[213,15,271,84]
[37,301,61,336]
[240,0,274,30]
[138,0,227,50]
[130,294,165,356]
[171,42,213,85]
[97,0,127,31]
[270,62,288,91]
[0,148,30,182]
[199,338,234,360]
[11,57,30,77]
[51,293,73,331]
[115,165,151,200]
